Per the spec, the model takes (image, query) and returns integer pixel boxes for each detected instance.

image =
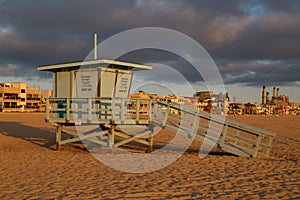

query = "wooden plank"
[114,131,150,146]
[222,142,252,157]
[114,131,151,147]
[61,128,78,136]
[85,138,108,146]
[59,130,108,145]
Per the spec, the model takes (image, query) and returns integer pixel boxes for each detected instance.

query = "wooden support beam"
[190,114,199,138]
[266,136,273,156]
[136,99,140,124]
[45,98,49,122]
[219,124,228,149]
[66,98,70,122]
[162,105,170,128]
[253,135,262,157]
[148,132,154,152]
[114,131,151,147]
[56,124,62,150]
[108,125,115,148]
[59,130,108,145]
[61,128,78,136]
[114,131,150,146]
[88,98,92,123]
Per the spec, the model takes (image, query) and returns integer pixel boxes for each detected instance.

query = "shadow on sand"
[0,121,236,156]
[0,121,56,148]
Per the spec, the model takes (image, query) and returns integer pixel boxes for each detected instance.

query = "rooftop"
[37,59,152,71]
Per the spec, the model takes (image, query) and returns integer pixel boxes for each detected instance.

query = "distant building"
[129,90,150,115]
[0,82,41,112]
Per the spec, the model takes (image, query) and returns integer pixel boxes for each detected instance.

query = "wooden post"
[190,113,198,138]
[162,105,170,128]
[108,125,115,148]
[56,124,62,150]
[154,102,158,118]
[149,131,154,152]
[136,99,140,124]
[266,136,273,156]
[121,98,125,124]
[219,124,228,149]
[149,99,153,122]
[88,98,92,123]
[66,98,70,123]
[253,135,262,157]
[45,98,49,122]
[111,98,115,124]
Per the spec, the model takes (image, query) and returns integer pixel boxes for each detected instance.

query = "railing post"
[66,98,70,122]
[190,113,199,137]
[136,99,140,124]
[56,123,62,150]
[149,99,152,122]
[266,136,273,156]
[45,98,50,122]
[162,105,170,128]
[111,98,115,124]
[219,124,228,149]
[121,98,125,124]
[253,135,262,157]
[86,98,92,123]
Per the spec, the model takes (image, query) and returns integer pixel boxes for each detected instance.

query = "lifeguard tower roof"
[37,58,152,72]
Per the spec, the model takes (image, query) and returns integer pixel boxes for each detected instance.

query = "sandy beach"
[0,113,299,199]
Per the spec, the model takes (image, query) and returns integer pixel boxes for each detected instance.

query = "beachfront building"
[0,82,41,112]
[193,91,229,115]
[129,90,151,115]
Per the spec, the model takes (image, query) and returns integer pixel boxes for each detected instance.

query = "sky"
[0,0,299,103]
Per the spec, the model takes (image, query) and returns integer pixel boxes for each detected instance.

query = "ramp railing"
[155,101,275,158]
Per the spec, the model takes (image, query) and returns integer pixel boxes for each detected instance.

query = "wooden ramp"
[156,101,275,158]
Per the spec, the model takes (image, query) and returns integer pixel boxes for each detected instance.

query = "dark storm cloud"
[218,59,300,86]
[0,0,299,86]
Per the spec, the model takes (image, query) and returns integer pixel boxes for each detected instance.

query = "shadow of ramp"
[0,122,56,148]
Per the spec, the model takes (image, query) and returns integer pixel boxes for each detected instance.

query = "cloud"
[0,0,299,88]
[218,59,300,86]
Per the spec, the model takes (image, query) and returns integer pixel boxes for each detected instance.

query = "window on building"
[21,89,26,93]
[21,98,26,102]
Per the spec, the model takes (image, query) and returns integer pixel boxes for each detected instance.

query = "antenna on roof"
[94,33,98,60]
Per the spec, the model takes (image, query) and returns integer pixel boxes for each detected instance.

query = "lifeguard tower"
[38,35,275,157]
[38,55,156,151]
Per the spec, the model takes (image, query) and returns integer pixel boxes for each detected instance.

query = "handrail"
[156,100,275,137]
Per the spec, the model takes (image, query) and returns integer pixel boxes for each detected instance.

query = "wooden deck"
[45,98,275,157]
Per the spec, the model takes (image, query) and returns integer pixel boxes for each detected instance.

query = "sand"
[0,113,299,199]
